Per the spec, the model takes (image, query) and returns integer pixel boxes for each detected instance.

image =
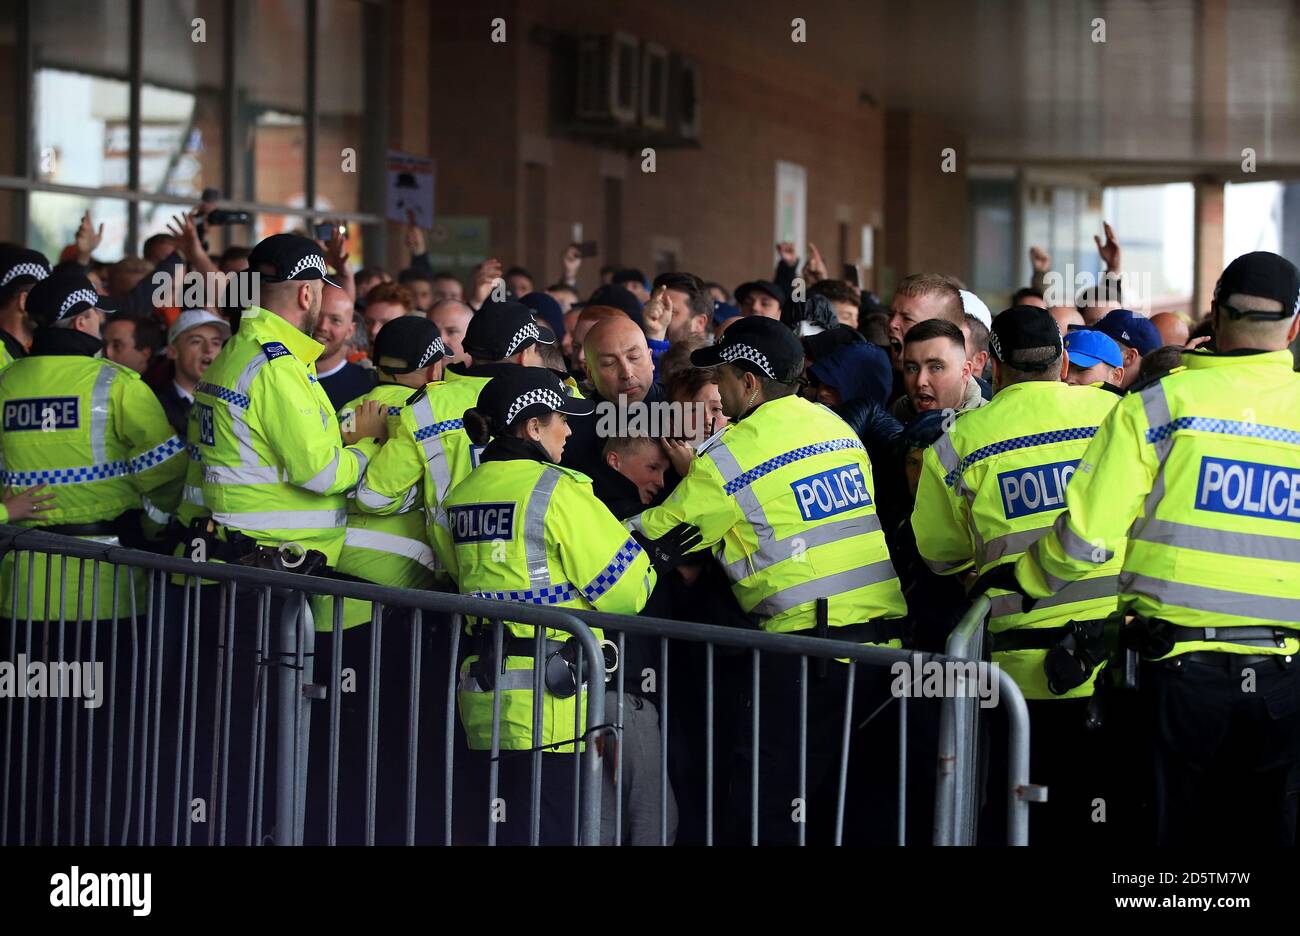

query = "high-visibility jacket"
[324,381,437,629]
[630,393,907,637]
[913,381,1124,699]
[0,347,185,619]
[190,307,376,565]
[353,363,507,541]
[1016,350,1300,659]
[431,454,655,752]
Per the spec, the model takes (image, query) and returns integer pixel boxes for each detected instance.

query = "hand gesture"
[1094,222,1120,272]
[75,211,104,264]
[642,285,672,342]
[166,210,205,263]
[342,399,388,444]
[803,241,828,283]
[404,211,426,256]
[660,436,694,477]
[471,258,504,307]
[775,241,798,267]
[1029,245,1051,273]
[324,221,350,274]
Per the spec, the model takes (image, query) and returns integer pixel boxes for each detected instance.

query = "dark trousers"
[726,654,887,845]
[302,608,456,845]
[981,696,1113,846]
[1142,654,1300,846]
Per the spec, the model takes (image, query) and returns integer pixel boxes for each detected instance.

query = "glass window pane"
[28,192,130,265]
[234,0,306,205]
[0,17,22,176]
[316,0,373,214]
[33,0,131,189]
[141,0,227,199]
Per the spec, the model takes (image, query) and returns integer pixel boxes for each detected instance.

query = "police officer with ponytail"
[431,367,698,844]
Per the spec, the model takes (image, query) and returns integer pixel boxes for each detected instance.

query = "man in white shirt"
[155,308,229,437]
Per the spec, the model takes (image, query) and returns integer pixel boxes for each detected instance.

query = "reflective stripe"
[89,365,116,465]
[723,514,880,580]
[204,464,284,485]
[230,354,271,468]
[1133,517,1300,563]
[581,537,644,602]
[524,468,563,593]
[1146,414,1300,449]
[343,527,437,570]
[355,479,417,513]
[706,442,744,484]
[351,447,368,482]
[458,668,541,694]
[749,559,898,618]
[931,433,961,476]
[1028,539,1074,593]
[923,554,971,575]
[988,573,1119,618]
[624,513,647,536]
[183,484,206,508]
[301,450,341,494]
[1120,572,1300,621]
[944,427,1098,487]
[140,496,171,525]
[129,435,185,473]
[979,528,1046,566]
[1,461,130,486]
[1139,380,1173,461]
[721,437,864,495]
[1054,511,1112,564]
[212,508,348,530]
[470,582,577,604]
[411,393,458,501]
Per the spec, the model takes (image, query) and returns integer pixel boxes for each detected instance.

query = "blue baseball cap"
[713,300,741,325]
[1064,329,1123,369]
[1092,309,1160,356]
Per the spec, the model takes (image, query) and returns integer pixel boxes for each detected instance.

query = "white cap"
[959,290,993,330]
[169,308,232,345]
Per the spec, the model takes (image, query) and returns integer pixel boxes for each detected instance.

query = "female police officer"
[432,366,698,843]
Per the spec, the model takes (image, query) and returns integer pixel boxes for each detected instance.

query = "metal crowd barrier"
[0,525,1034,846]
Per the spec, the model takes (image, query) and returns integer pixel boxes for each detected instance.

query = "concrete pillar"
[1192,177,1224,320]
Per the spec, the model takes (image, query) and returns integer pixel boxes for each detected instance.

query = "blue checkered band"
[130,436,185,472]
[0,460,131,486]
[1145,416,1300,447]
[186,443,203,462]
[414,418,464,442]
[195,381,251,409]
[581,537,643,602]
[308,374,318,384]
[943,427,1099,487]
[387,406,402,416]
[470,582,577,605]
[723,438,864,495]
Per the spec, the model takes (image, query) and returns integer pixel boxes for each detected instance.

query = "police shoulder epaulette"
[101,357,143,380]
[552,464,593,485]
[696,425,728,455]
[1127,364,1187,395]
[261,341,292,361]
[405,386,428,406]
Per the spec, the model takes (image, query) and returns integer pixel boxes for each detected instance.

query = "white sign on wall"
[774,161,807,264]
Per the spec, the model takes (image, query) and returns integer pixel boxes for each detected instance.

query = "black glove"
[968,562,1038,614]
[632,522,703,575]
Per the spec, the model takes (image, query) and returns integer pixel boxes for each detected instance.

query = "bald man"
[313,285,376,409]
[1049,306,1085,337]
[569,305,624,378]
[1151,311,1189,348]
[563,314,668,477]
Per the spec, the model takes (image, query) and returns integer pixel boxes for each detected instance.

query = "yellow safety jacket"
[913,381,1124,698]
[190,307,376,565]
[0,346,185,619]
[431,452,655,752]
[1017,350,1300,659]
[631,393,906,638]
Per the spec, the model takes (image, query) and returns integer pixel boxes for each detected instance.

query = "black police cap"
[462,300,554,360]
[475,366,595,434]
[1214,251,1300,321]
[691,315,804,382]
[373,315,446,374]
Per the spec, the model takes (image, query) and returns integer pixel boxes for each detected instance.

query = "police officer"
[0,271,185,843]
[354,300,549,535]
[186,233,387,843]
[319,315,446,844]
[913,305,1125,844]
[1005,252,1300,846]
[0,246,51,368]
[629,316,908,844]
[430,367,699,844]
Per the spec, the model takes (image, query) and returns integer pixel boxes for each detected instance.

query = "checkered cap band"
[286,254,328,280]
[58,288,99,321]
[505,387,567,425]
[417,337,446,368]
[504,321,540,358]
[1,263,48,287]
[718,342,775,378]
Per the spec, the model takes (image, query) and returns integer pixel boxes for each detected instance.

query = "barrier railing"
[0,525,1034,845]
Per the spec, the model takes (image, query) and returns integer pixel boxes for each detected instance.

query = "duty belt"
[1125,616,1295,659]
[989,620,1108,653]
